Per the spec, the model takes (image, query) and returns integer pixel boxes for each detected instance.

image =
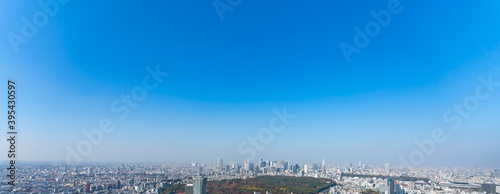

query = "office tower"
[396,184,405,194]
[385,163,390,172]
[304,165,308,174]
[234,164,241,173]
[482,183,496,194]
[217,158,223,171]
[292,164,298,174]
[244,159,252,171]
[185,184,194,194]
[322,158,326,174]
[387,178,395,194]
[358,161,362,168]
[312,163,318,171]
[259,158,264,168]
[193,177,207,194]
[244,160,249,171]
[249,162,254,172]
[284,161,289,170]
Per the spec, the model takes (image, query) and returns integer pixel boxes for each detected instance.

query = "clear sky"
[1,0,500,168]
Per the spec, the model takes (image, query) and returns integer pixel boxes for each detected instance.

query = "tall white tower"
[322,158,326,175]
[217,158,223,171]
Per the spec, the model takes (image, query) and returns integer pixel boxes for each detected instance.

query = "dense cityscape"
[3,0,500,194]
[1,159,499,193]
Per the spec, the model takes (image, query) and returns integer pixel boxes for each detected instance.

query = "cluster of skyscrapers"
[213,157,329,177]
[2,159,498,193]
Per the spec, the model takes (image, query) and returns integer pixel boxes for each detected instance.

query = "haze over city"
[3,0,500,193]
[1,0,500,168]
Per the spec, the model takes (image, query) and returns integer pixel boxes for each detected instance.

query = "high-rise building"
[233,164,241,173]
[387,178,395,194]
[185,184,194,194]
[322,158,326,174]
[358,161,362,168]
[482,183,496,194]
[249,162,254,172]
[396,184,405,194]
[193,177,207,194]
[304,165,308,174]
[244,160,250,171]
[292,164,299,174]
[385,163,390,172]
[217,158,223,171]
[244,159,253,171]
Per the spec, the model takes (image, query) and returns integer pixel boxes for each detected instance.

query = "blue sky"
[1,0,500,168]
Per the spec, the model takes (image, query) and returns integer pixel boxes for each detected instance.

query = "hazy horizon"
[1,0,500,169]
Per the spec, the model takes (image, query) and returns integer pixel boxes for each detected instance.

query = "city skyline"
[2,159,498,193]
[1,0,500,169]
[2,0,500,193]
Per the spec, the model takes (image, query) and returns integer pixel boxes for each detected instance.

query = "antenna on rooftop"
[475,162,478,177]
